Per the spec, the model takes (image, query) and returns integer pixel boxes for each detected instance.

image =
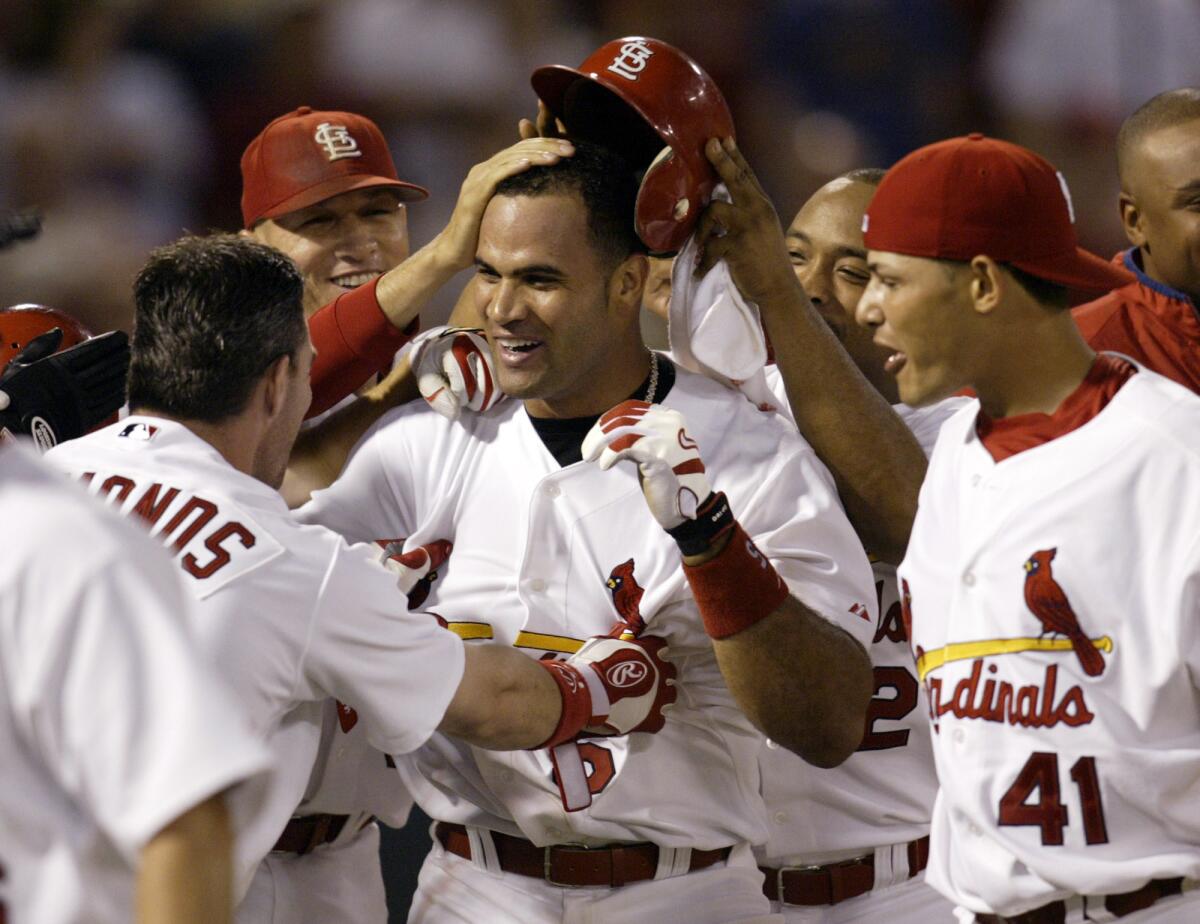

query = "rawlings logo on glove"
[568,634,674,736]
[408,326,503,420]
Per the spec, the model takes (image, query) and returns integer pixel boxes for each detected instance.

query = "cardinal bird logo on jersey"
[606,558,646,637]
[1023,548,1106,677]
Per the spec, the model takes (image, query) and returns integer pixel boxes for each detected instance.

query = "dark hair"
[128,234,306,422]
[839,167,887,186]
[1002,264,1069,309]
[1116,87,1200,185]
[936,258,1069,309]
[493,140,646,266]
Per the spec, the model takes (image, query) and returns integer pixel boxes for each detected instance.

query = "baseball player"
[237,107,568,503]
[0,442,271,924]
[691,156,963,918]
[298,138,876,923]
[858,134,1200,921]
[44,233,674,923]
[1073,87,1200,393]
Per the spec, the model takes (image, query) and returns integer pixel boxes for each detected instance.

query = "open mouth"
[884,351,908,376]
[330,271,382,290]
[494,337,545,364]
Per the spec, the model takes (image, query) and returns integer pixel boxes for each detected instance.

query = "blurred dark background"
[4,0,1198,917]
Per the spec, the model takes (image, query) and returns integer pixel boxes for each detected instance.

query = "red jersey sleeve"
[306,278,419,418]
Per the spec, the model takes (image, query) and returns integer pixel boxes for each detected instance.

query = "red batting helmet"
[0,304,92,372]
[532,37,735,255]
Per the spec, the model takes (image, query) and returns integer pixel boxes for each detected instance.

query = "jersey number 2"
[998,752,1109,846]
[857,666,920,751]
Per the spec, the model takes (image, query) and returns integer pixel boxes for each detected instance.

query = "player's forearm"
[712,596,872,766]
[439,645,562,750]
[759,281,925,564]
[374,233,470,329]
[283,358,420,508]
[136,793,234,924]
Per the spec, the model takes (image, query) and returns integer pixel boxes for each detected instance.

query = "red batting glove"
[376,538,452,609]
[536,634,676,749]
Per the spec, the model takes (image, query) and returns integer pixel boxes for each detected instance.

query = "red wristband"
[306,278,419,418]
[684,523,790,639]
[533,660,591,749]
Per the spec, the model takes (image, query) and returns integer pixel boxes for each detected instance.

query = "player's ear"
[260,353,293,422]
[1118,192,1147,250]
[966,255,1003,316]
[609,252,650,318]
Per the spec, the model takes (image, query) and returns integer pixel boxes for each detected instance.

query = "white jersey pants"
[952,883,1200,923]
[408,832,779,924]
[238,822,387,924]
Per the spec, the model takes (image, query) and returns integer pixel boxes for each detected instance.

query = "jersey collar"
[1122,247,1194,304]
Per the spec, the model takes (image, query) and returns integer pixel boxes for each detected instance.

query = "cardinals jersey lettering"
[759,363,967,864]
[299,363,875,849]
[901,365,1200,916]
[0,446,268,924]
[44,417,465,903]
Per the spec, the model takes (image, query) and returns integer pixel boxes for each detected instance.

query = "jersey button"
[963,571,976,587]
[971,474,981,487]
[773,811,788,824]
[968,822,982,836]
[530,578,547,592]
[952,728,966,744]
[543,483,561,498]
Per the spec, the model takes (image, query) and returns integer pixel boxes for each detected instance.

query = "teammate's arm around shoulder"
[583,400,872,767]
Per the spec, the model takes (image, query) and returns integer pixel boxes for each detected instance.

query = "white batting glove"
[408,326,502,420]
[582,400,713,529]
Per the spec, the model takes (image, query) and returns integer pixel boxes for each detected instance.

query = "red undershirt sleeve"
[306,277,419,418]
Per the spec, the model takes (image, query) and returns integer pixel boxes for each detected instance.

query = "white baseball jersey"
[298,360,876,850]
[0,445,269,924]
[759,365,967,864]
[44,416,466,903]
[901,367,1200,916]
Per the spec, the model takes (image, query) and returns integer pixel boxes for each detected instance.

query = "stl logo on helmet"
[313,122,363,162]
[606,40,654,81]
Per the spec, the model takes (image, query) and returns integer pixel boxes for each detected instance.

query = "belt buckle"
[775,863,824,907]
[543,844,591,889]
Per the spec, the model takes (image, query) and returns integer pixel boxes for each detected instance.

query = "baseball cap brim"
[1010,246,1134,295]
[253,174,429,226]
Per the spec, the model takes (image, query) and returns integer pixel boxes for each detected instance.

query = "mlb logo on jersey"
[119,422,159,441]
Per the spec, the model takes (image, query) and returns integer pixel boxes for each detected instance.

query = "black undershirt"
[528,357,677,466]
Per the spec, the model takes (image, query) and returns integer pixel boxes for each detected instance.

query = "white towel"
[667,185,780,415]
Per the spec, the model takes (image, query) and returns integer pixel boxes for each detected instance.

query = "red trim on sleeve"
[306,277,420,418]
[975,354,1137,462]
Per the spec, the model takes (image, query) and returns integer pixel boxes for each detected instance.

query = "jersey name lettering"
[925,661,1094,732]
[80,472,259,581]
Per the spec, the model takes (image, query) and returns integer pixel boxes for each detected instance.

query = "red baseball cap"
[240,106,428,228]
[863,134,1132,294]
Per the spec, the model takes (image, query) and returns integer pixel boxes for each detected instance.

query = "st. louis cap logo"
[313,122,363,162]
